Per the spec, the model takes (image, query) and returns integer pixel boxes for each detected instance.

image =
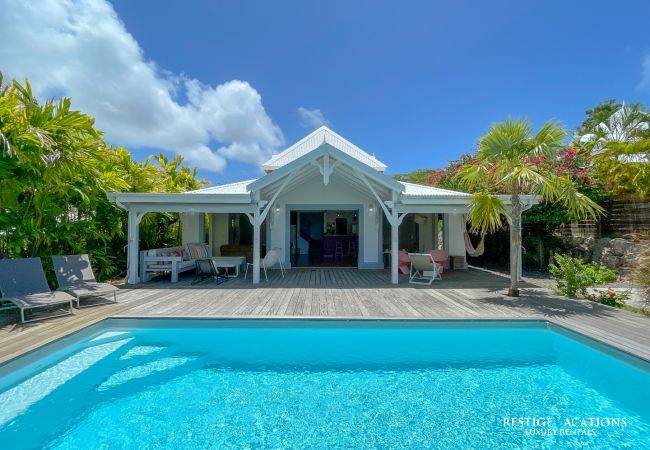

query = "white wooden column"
[252,209,261,284]
[127,209,142,285]
[391,208,399,284]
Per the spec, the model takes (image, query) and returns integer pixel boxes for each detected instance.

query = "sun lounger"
[408,253,443,285]
[52,254,119,308]
[0,258,74,323]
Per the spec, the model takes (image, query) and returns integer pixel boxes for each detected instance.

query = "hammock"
[464,232,485,257]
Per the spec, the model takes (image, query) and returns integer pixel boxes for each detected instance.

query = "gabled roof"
[184,174,472,200]
[262,126,387,172]
[249,142,403,194]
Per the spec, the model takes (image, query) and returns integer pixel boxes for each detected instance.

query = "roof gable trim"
[262,126,387,172]
[249,143,403,193]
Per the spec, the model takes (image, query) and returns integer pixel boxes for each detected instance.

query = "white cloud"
[298,107,330,129]
[638,53,650,93]
[0,0,284,172]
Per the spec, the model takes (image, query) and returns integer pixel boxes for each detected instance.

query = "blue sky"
[2,1,649,185]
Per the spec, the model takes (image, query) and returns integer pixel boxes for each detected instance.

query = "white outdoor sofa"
[140,243,248,283]
[140,243,208,283]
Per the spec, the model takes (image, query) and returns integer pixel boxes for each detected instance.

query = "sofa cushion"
[150,248,184,266]
[186,243,210,260]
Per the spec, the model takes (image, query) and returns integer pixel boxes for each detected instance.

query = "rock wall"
[562,237,650,278]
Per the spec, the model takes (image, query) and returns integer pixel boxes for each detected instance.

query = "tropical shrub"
[591,139,650,199]
[591,288,629,307]
[575,101,649,199]
[549,254,617,298]
[0,73,206,282]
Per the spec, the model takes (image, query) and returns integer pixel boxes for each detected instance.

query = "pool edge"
[1,316,649,377]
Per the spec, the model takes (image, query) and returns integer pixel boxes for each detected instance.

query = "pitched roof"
[401,182,470,198]
[262,126,387,172]
[186,179,256,195]
[187,179,470,199]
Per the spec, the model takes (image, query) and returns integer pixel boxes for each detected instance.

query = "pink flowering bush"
[426,146,605,204]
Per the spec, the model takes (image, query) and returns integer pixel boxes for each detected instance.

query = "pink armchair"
[430,249,449,273]
[398,250,411,274]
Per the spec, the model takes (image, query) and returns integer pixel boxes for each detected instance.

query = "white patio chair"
[270,247,286,275]
[408,253,443,285]
[244,249,286,282]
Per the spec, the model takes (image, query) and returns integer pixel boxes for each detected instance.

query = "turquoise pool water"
[0,319,648,448]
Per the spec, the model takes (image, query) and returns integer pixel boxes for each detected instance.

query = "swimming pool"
[0,319,648,448]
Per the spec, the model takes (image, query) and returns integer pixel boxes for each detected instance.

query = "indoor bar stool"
[348,240,357,257]
[334,241,344,258]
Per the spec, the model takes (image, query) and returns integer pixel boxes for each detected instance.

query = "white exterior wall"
[447,213,467,268]
[364,200,381,267]
[209,213,229,256]
[417,214,434,252]
[269,174,383,269]
[181,212,205,245]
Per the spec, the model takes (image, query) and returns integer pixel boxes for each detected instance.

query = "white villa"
[109,127,536,285]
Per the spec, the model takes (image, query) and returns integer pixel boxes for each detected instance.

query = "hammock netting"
[464,232,485,257]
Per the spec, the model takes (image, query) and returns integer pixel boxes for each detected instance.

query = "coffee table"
[211,256,246,277]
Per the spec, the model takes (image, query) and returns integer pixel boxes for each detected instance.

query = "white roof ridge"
[321,127,386,164]
[264,126,327,163]
[262,126,387,171]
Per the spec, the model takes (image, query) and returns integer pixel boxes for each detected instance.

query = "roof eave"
[107,192,252,205]
[401,196,472,205]
[400,193,541,206]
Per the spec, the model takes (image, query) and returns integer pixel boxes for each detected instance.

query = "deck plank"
[1,268,649,364]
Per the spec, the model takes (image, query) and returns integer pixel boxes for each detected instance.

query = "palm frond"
[456,163,491,189]
[467,192,507,234]
[479,117,532,161]
[551,177,605,219]
[531,121,566,155]
[499,165,552,192]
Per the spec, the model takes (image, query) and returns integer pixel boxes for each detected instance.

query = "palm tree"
[458,118,603,296]
[0,73,207,276]
[576,103,649,154]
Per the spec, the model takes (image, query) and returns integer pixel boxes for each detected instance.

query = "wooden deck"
[1,268,649,365]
